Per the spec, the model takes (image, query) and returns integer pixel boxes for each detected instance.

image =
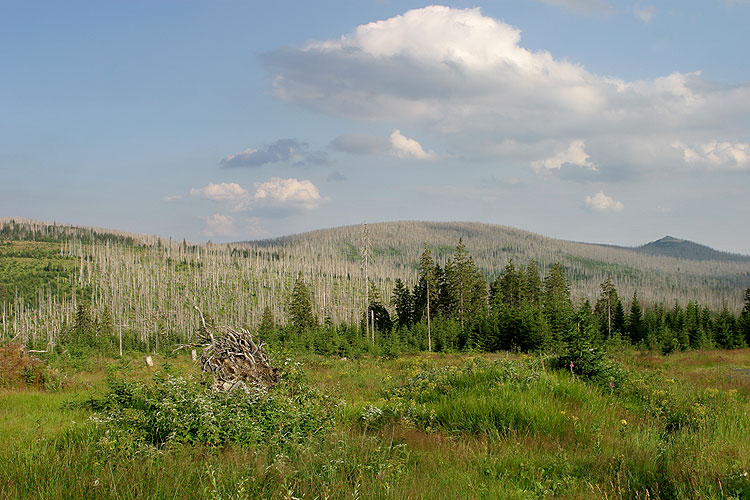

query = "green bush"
[78,365,339,449]
[553,335,626,388]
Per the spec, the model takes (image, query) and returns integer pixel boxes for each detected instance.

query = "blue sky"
[1,0,749,252]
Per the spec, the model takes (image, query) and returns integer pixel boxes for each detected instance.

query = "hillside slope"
[2,218,749,347]
[249,220,750,309]
[634,236,750,262]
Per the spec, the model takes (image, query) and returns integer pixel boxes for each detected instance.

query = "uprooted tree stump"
[189,306,280,392]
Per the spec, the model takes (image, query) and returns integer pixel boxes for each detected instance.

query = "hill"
[634,235,750,262]
[1,217,749,349]
[248,220,750,308]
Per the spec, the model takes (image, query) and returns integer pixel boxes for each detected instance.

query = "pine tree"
[74,301,94,346]
[523,260,542,306]
[288,273,315,334]
[613,299,626,337]
[685,301,705,349]
[445,239,486,331]
[543,263,573,344]
[627,291,644,344]
[392,279,413,329]
[494,259,523,308]
[418,245,438,351]
[713,305,744,349]
[741,288,750,346]
[594,276,618,339]
[258,306,275,339]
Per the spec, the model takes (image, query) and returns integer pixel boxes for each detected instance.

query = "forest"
[1,217,748,358]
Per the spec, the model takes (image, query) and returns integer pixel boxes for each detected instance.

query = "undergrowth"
[72,361,340,451]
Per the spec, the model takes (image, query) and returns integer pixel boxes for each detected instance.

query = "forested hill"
[2,217,749,349]
[247,220,750,308]
[632,236,750,262]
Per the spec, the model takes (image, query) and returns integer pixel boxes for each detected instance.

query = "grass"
[1,349,749,499]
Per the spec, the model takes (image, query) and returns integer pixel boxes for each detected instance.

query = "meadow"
[1,347,749,500]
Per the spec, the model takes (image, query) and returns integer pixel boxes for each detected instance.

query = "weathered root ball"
[199,325,280,392]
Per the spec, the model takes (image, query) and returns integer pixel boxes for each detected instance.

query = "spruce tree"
[392,279,414,329]
[613,299,626,337]
[445,239,486,331]
[523,260,542,306]
[418,245,438,351]
[741,288,750,346]
[594,276,618,339]
[288,273,315,334]
[258,306,275,339]
[543,263,573,344]
[627,291,644,344]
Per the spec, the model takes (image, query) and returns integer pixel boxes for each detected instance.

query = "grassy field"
[1,349,749,499]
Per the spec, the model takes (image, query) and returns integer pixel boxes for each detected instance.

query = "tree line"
[260,240,750,357]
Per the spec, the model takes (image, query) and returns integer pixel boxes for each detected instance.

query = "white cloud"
[330,130,436,159]
[189,178,324,217]
[585,191,624,212]
[162,194,183,202]
[531,140,596,171]
[389,129,436,159]
[189,182,248,201]
[261,6,750,174]
[537,0,613,15]
[634,4,657,23]
[672,140,750,171]
[202,214,237,238]
[250,177,323,213]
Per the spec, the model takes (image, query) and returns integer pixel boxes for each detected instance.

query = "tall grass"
[1,351,749,499]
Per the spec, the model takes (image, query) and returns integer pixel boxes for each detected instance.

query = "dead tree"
[190,306,280,392]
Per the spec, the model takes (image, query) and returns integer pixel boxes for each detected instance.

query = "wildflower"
[620,419,627,426]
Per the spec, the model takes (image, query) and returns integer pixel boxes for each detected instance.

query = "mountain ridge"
[4,215,747,261]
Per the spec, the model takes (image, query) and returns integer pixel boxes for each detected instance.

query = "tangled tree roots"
[192,307,280,392]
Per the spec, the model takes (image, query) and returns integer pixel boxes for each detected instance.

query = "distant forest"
[1,217,748,356]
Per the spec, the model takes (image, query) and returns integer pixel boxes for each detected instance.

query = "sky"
[1,0,749,253]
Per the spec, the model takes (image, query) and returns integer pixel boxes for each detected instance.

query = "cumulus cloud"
[585,191,624,212]
[672,140,750,171]
[389,130,437,159]
[220,139,327,168]
[261,6,750,174]
[531,140,596,171]
[189,182,248,201]
[190,178,325,217]
[634,4,657,23]
[202,214,237,238]
[162,194,183,202]
[249,177,323,215]
[329,130,436,159]
[537,0,613,15]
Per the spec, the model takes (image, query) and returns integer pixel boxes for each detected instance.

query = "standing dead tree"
[189,306,280,392]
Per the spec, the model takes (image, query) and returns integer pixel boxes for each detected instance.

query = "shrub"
[553,335,626,388]
[77,363,339,449]
[0,342,62,390]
